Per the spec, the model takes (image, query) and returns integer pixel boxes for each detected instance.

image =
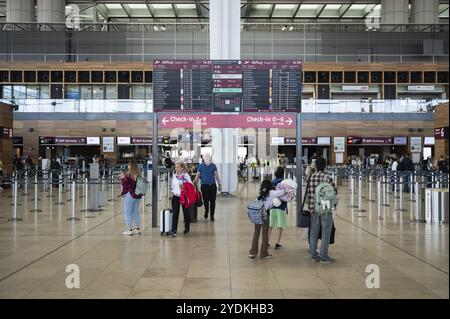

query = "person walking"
[249,180,285,259]
[170,162,193,237]
[268,167,288,250]
[307,158,337,264]
[120,160,143,236]
[193,153,221,222]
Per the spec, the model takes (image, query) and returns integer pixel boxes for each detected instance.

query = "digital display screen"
[153,59,302,112]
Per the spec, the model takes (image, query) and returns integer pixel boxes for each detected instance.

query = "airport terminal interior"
[0,0,449,300]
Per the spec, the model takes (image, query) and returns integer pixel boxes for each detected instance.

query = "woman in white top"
[170,162,192,237]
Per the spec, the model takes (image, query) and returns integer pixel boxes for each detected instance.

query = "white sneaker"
[133,228,141,235]
[122,229,133,236]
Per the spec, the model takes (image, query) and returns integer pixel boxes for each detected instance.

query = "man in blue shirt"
[194,153,222,222]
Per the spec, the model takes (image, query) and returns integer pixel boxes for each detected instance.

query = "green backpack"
[314,181,338,216]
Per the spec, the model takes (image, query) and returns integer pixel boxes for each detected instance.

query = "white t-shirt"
[391,161,398,171]
[171,172,192,197]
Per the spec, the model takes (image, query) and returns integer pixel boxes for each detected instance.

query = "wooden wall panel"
[1,103,15,173]
[434,103,449,159]
[13,118,437,165]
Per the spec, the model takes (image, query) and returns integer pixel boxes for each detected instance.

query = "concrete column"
[37,0,65,30]
[381,0,409,25]
[6,0,35,23]
[411,0,439,24]
[210,0,240,194]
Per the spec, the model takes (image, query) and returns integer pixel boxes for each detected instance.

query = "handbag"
[298,176,312,228]
[196,188,203,208]
[308,223,336,244]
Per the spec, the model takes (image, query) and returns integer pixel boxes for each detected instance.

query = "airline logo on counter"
[347,136,393,144]
[159,114,295,129]
[54,137,86,144]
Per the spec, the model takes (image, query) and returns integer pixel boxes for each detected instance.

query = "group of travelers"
[249,156,338,264]
[120,153,222,238]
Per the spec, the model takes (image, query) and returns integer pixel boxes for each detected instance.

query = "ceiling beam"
[145,3,155,18]
[172,4,179,18]
[292,3,302,19]
[268,4,276,19]
[120,3,132,19]
[244,0,253,18]
[339,4,352,19]
[362,4,377,19]
[315,4,326,19]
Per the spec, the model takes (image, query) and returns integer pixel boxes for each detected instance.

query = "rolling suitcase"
[160,197,173,235]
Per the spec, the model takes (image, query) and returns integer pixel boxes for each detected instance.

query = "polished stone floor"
[0,177,448,299]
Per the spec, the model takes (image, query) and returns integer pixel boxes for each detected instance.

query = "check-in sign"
[159,114,296,129]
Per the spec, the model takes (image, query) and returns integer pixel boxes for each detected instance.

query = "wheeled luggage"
[160,208,173,235]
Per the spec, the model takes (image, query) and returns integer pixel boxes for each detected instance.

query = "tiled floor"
[0,178,448,299]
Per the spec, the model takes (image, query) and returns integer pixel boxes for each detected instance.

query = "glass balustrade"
[3,98,447,113]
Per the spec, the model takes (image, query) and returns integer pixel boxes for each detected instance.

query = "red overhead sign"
[159,114,296,129]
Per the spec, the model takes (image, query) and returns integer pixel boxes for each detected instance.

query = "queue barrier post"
[67,180,80,221]
[9,177,23,222]
[30,174,42,213]
[377,177,382,220]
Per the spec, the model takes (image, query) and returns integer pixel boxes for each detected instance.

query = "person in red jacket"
[170,162,193,237]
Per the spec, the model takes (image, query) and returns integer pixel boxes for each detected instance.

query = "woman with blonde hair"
[170,161,193,237]
[120,160,143,235]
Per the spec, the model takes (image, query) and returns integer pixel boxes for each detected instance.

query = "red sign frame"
[159,113,296,129]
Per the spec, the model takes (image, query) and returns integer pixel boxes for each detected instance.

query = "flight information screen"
[153,59,302,112]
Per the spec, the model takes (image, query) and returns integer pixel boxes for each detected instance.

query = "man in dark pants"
[400,153,414,192]
[194,153,221,222]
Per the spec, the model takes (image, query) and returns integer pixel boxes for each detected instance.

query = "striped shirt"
[306,171,337,214]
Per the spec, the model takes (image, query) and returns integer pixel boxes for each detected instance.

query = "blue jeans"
[124,192,141,229]
[309,211,334,261]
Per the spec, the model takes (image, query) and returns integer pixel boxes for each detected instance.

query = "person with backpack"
[170,161,193,237]
[248,180,285,259]
[268,167,288,250]
[307,157,338,264]
[120,160,143,236]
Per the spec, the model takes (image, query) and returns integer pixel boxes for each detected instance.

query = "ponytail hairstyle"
[258,179,274,201]
[128,160,140,181]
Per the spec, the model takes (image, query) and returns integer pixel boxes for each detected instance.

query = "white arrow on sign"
[286,118,293,126]
[161,117,169,126]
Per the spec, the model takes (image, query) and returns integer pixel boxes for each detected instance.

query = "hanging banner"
[410,137,422,152]
[333,137,345,152]
[102,137,114,153]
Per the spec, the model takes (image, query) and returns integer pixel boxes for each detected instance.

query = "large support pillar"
[37,0,65,30]
[6,0,35,24]
[209,0,240,194]
[411,0,439,24]
[381,0,409,25]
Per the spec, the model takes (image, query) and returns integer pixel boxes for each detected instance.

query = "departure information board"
[153,59,302,112]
